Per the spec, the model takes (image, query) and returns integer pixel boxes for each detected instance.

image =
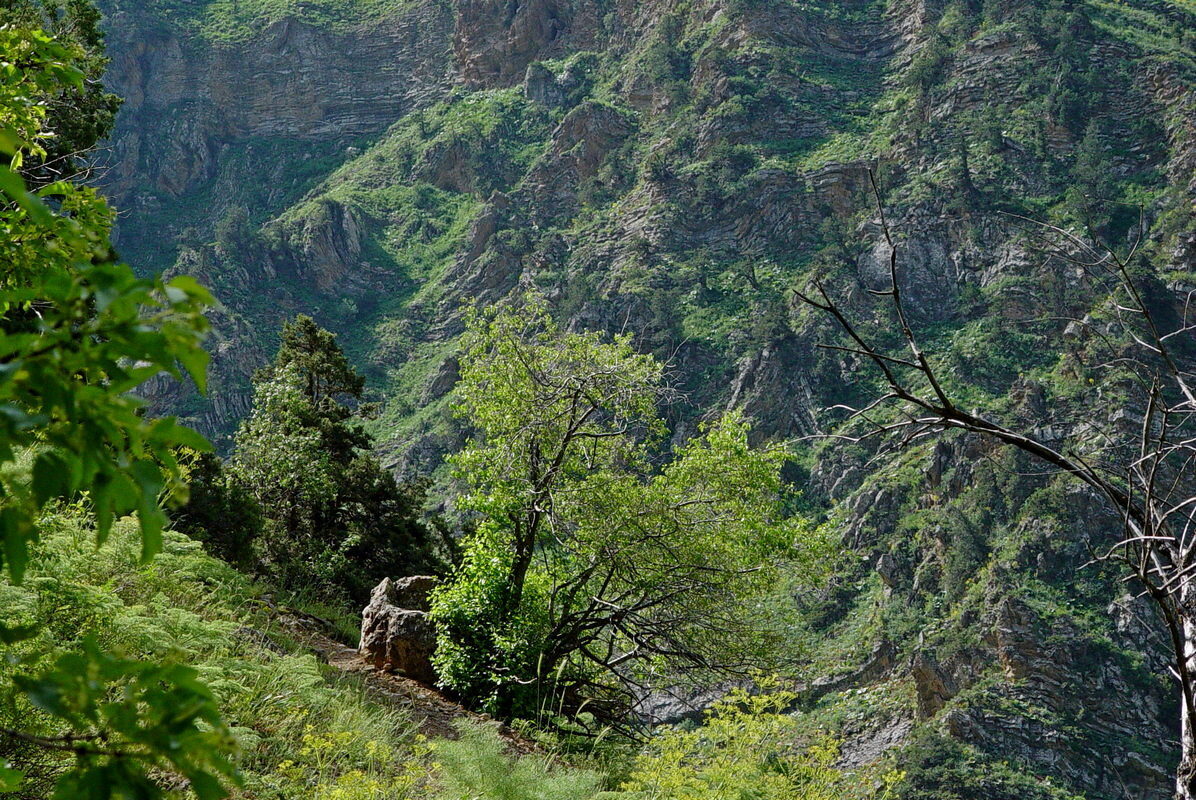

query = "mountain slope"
[97,0,1196,796]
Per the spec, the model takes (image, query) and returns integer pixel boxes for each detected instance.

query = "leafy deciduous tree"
[0,0,121,185]
[431,298,831,721]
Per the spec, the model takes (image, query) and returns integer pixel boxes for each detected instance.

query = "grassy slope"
[0,513,885,799]
[120,0,415,41]
[0,515,613,798]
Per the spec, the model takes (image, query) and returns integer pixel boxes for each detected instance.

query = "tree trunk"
[504,511,539,617]
[1178,593,1196,800]
[1181,713,1196,800]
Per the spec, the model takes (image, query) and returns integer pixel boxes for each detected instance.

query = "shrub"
[612,685,886,800]
[434,722,602,800]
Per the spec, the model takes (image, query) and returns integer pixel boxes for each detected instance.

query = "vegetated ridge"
[96,0,1196,796]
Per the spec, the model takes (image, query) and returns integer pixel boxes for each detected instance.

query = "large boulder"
[359,576,439,684]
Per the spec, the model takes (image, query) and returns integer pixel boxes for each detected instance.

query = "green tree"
[231,316,437,601]
[430,298,831,719]
[213,205,262,264]
[0,25,235,800]
[0,0,121,184]
[1065,121,1115,236]
[174,449,262,569]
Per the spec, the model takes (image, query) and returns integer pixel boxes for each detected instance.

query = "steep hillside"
[0,517,624,796]
[97,0,1196,797]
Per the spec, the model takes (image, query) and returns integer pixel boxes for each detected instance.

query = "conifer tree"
[231,316,438,600]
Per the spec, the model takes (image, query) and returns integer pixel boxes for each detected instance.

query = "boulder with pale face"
[359,576,439,684]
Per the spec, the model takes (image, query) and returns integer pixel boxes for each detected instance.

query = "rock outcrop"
[454,0,581,88]
[359,576,440,685]
[100,2,454,193]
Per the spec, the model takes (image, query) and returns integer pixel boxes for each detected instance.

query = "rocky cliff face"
[101,0,1194,795]
[102,1,454,200]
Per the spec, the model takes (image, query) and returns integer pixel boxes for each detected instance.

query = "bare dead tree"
[795,172,1196,799]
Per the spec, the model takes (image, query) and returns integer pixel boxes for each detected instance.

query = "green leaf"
[0,125,23,154]
[0,765,24,793]
[14,676,67,718]
[187,772,229,800]
[177,346,210,395]
[0,623,38,645]
[169,423,213,453]
[93,487,114,544]
[0,508,30,584]
[130,461,165,561]
[165,274,215,305]
[32,450,74,507]
[138,510,164,564]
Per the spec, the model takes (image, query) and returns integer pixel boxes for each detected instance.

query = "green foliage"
[892,730,1085,800]
[122,134,359,274]
[0,516,427,799]
[263,313,367,407]
[231,315,437,601]
[430,298,663,712]
[0,28,80,169]
[0,23,259,799]
[611,685,885,800]
[944,320,1054,396]
[5,518,863,800]
[319,88,550,203]
[903,31,953,90]
[1064,121,1118,234]
[429,520,550,713]
[639,6,695,100]
[62,0,1196,793]
[434,723,602,800]
[231,364,341,549]
[432,298,830,717]
[213,205,260,263]
[1087,0,1196,68]
[15,641,237,800]
[173,450,262,569]
[267,726,431,799]
[0,0,121,183]
[0,27,212,587]
[121,0,416,43]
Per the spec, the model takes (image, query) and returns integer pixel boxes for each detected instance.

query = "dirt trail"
[277,610,540,754]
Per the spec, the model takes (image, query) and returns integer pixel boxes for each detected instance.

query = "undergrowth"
[0,513,876,799]
[0,514,602,798]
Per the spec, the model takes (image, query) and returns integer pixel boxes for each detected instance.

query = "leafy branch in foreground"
[1,29,213,579]
[1,24,236,799]
[2,642,237,800]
